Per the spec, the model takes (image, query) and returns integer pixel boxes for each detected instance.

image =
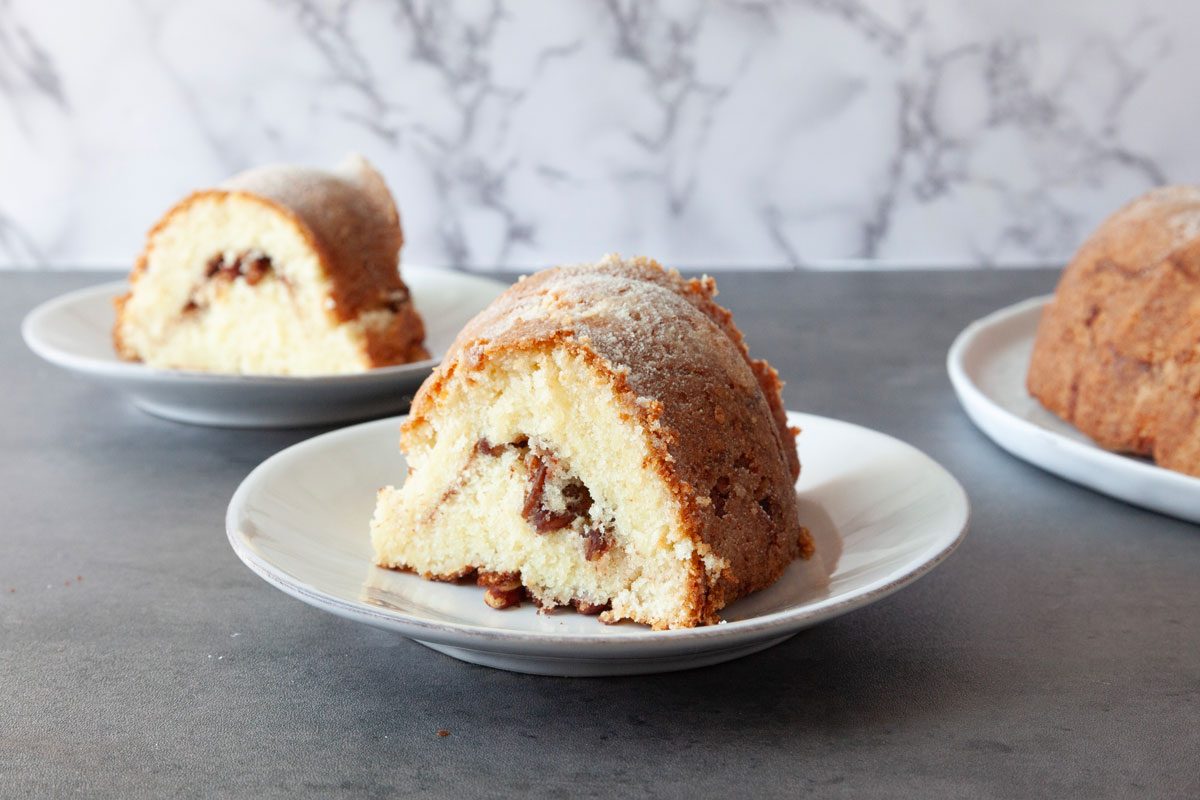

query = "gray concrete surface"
[2,270,1197,799]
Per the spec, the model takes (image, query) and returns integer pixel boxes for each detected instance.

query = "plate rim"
[225,411,971,649]
[20,266,508,385]
[946,294,1200,494]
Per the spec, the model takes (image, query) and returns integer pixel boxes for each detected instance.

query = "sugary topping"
[439,255,765,431]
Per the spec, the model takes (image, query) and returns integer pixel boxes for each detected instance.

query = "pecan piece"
[522,451,594,533]
[476,438,507,457]
[522,455,576,532]
[204,254,224,278]
[571,598,611,616]
[204,251,271,284]
[561,481,593,518]
[582,526,613,561]
[483,588,523,609]
[477,571,524,609]
[242,255,271,285]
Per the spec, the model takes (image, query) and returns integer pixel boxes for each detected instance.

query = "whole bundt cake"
[1027,186,1200,477]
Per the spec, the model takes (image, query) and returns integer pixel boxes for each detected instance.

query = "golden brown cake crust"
[116,155,427,367]
[1027,186,1200,476]
[404,255,811,625]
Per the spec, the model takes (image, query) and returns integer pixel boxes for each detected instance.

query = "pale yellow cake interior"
[370,347,726,628]
[117,193,394,375]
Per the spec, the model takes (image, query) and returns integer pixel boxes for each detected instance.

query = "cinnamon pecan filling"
[522,453,594,533]
[183,252,275,314]
[474,437,614,560]
[204,251,273,285]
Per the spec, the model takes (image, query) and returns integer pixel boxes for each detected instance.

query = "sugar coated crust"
[403,255,812,624]
[1027,186,1200,476]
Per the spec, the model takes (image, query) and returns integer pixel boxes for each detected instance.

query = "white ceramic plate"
[226,412,970,676]
[20,266,506,428]
[948,295,1200,524]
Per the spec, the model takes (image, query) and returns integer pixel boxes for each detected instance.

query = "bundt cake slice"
[113,154,427,375]
[1027,186,1200,477]
[370,255,812,630]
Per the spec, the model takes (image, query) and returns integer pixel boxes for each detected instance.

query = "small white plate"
[21,266,506,428]
[226,412,970,676]
[948,295,1200,524]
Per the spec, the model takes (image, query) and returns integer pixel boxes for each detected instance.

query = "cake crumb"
[436,729,450,738]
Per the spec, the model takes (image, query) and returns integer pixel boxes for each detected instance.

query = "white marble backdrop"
[1,0,1196,270]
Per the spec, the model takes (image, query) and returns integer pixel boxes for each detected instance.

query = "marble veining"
[0,0,1194,269]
